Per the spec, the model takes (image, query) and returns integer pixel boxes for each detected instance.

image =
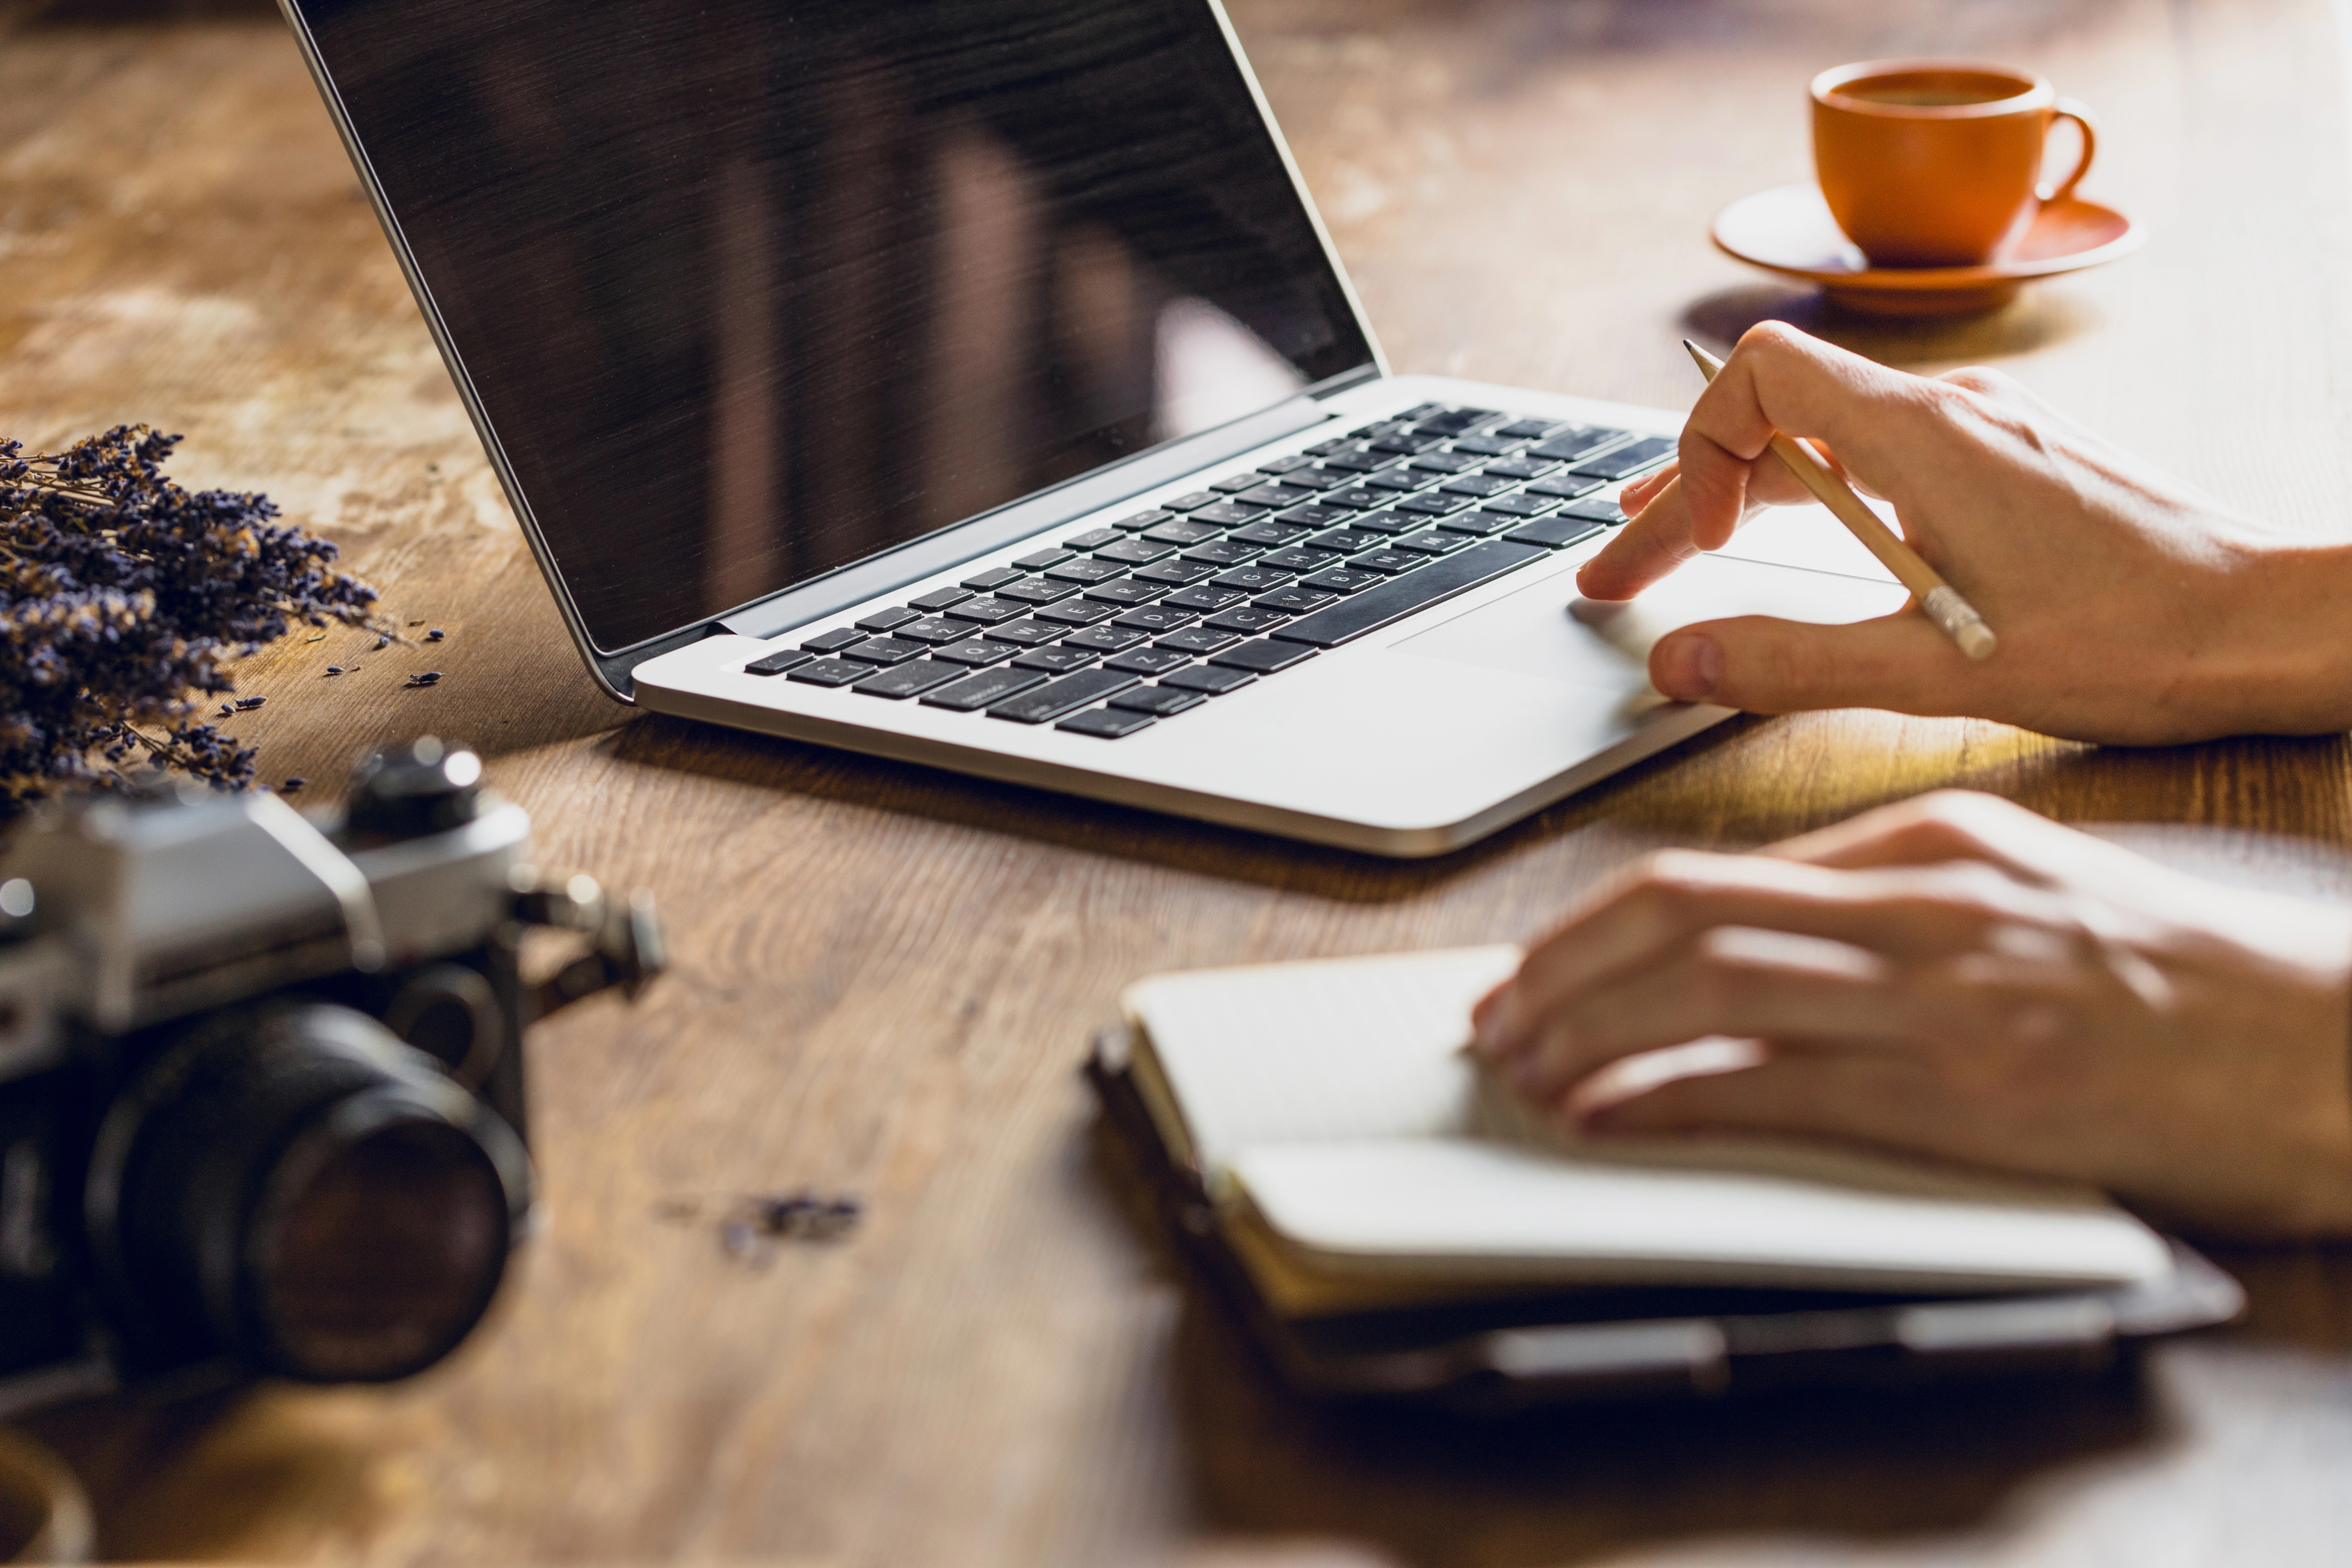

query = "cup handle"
[2040,98,2098,203]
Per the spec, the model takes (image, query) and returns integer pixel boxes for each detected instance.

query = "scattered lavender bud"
[325,665,344,675]
[281,776,305,792]
[236,695,265,710]
[374,636,390,650]
[426,628,444,641]
[217,704,234,718]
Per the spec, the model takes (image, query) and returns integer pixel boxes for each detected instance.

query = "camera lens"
[85,1001,531,1383]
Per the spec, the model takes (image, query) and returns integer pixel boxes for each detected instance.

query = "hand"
[1468,791,2352,1238]
[1577,323,2352,744]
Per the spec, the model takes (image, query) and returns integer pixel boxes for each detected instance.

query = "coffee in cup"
[1811,60,2096,268]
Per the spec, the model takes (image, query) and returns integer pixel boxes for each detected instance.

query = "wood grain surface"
[4,0,2351,1564]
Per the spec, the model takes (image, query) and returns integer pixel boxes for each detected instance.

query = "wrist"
[2209,537,2352,734]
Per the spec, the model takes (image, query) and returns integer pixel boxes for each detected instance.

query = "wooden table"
[6,0,2351,1562]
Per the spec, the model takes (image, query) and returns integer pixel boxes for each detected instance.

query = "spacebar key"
[1269,539,1550,648]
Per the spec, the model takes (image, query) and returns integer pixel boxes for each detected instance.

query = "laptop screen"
[294,0,1377,653]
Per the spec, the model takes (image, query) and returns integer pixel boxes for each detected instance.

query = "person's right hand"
[1577,323,2352,744]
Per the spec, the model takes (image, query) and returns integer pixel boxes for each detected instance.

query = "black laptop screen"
[293,0,1376,652]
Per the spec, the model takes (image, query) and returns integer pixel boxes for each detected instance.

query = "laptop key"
[896,615,978,644]
[1187,502,1264,528]
[1163,490,1222,511]
[1233,483,1318,510]
[1308,527,1390,554]
[1394,491,1473,516]
[1113,509,1174,531]
[1275,503,1355,531]
[1319,486,1390,509]
[1157,625,1240,654]
[1499,418,1572,440]
[1065,623,1151,653]
[989,667,1141,723]
[1043,557,1125,584]
[1348,510,1420,536]
[1211,565,1293,592]
[1483,456,1560,481]
[981,618,1063,645]
[922,666,1050,712]
[1529,429,1626,462]
[1407,451,1478,475]
[856,606,920,633]
[1141,519,1222,546]
[1013,548,1074,571]
[1487,490,1567,513]
[1203,605,1292,634]
[1182,539,1260,566]
[744,647,814,676]
[1256,453,1315,475]
[1270,539,1550,649]
[1092,537,1174,565]
[1161,663,1256,695]
[1363,469,1436,493]
[1441,474,1516,499]
[854,660,964,700]
[1112,605,1198,632]
[944,596,1028,624]
[1228,520,1308,548]
[1369,431,1444,455]
[1056,705,1158,738]
[1393,530,1469,555]
[1449,434,1527,457]
[960,565,1025,591]
[1348,549,1426,575]
[995,576,1080,604]
[1012,645,1099,674]
[1252,588,1336,614]
[1257,546,1339,572]
[1062,527,1124,550]
[1132,559,1217,586]
[1105,646,1194,677]
[1161,583,1247,612]
[1435,511,1526,538]
[802,627,867,653]
[1573,435,1677,479]
[931,637,1016,666]
[1211,638,1317,674]
[1108,684,1205,715]
[1504,516,1608,550]
[840,637,927,665]
[1558,495,1631,525]
[1298,567,1385,595]
[1082,580,1166,607]
[1529,472,1605,499]
[786,658,868,687]
[1316,449,1392,474]
[1034,598,1121,626]
[907,587,973,612]
[1208,472,1266,493]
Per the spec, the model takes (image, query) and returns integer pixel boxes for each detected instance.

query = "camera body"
[0,742,658,1413]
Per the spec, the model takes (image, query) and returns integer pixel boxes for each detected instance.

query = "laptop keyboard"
[739,403,1672,738]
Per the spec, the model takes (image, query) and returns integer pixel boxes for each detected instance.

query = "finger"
[1647,608,1974,711]
[1576,1053,1957,1157]
[1577,460,1824,602]
[1508,926,1914,1100]
[1679,324,1927,555]
[1764,791,2105,886]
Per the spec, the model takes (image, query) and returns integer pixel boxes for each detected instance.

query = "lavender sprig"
[0,425,386,817]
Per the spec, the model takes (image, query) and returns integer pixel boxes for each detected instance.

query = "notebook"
[1115,946,2177,1319]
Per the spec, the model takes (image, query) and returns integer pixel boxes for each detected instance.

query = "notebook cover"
[1085,1026,2244,1412]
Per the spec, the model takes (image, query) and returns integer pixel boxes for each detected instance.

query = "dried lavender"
[0,425,384,816]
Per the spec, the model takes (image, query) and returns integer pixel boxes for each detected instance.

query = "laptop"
[278,0,1902,856]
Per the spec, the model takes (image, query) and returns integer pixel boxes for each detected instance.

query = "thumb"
[1650,610,1969,714]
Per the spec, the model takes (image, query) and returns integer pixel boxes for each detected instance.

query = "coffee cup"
[1811,59,2096,268]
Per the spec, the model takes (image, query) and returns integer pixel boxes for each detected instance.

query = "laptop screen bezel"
[274,0,1391,701]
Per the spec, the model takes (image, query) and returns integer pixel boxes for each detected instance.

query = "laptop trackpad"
[1389,554,1909,693]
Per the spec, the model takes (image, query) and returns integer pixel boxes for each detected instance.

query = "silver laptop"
[281,0,1899,856]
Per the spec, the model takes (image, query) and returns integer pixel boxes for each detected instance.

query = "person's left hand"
[1468,791,2352,1238]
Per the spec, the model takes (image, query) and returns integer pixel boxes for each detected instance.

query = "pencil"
[1666,340,1997,661]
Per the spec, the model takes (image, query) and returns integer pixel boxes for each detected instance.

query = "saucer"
[1712,183,2141,316]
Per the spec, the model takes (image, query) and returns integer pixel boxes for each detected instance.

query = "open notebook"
[1116,946,2176,1319]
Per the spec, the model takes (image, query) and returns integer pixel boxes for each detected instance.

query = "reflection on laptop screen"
[298,0,1377,652]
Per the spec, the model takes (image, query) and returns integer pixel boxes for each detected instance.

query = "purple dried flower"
[0,426,384,817]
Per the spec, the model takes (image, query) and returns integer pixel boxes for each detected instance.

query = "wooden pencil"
[1667,339,1997,660]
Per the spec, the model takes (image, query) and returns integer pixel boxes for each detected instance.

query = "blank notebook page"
[1123,946,2176,1292]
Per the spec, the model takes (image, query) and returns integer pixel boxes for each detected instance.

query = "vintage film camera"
[0,740,660,1413]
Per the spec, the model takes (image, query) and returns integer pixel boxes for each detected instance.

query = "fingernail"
[1655,633,1723,700]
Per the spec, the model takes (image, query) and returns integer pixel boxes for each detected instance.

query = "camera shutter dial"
[382,965,506,1089]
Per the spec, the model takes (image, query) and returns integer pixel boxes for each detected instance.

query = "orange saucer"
[1711,183,2141,316]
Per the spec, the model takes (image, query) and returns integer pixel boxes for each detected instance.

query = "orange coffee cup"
[1811,59,2096,268]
